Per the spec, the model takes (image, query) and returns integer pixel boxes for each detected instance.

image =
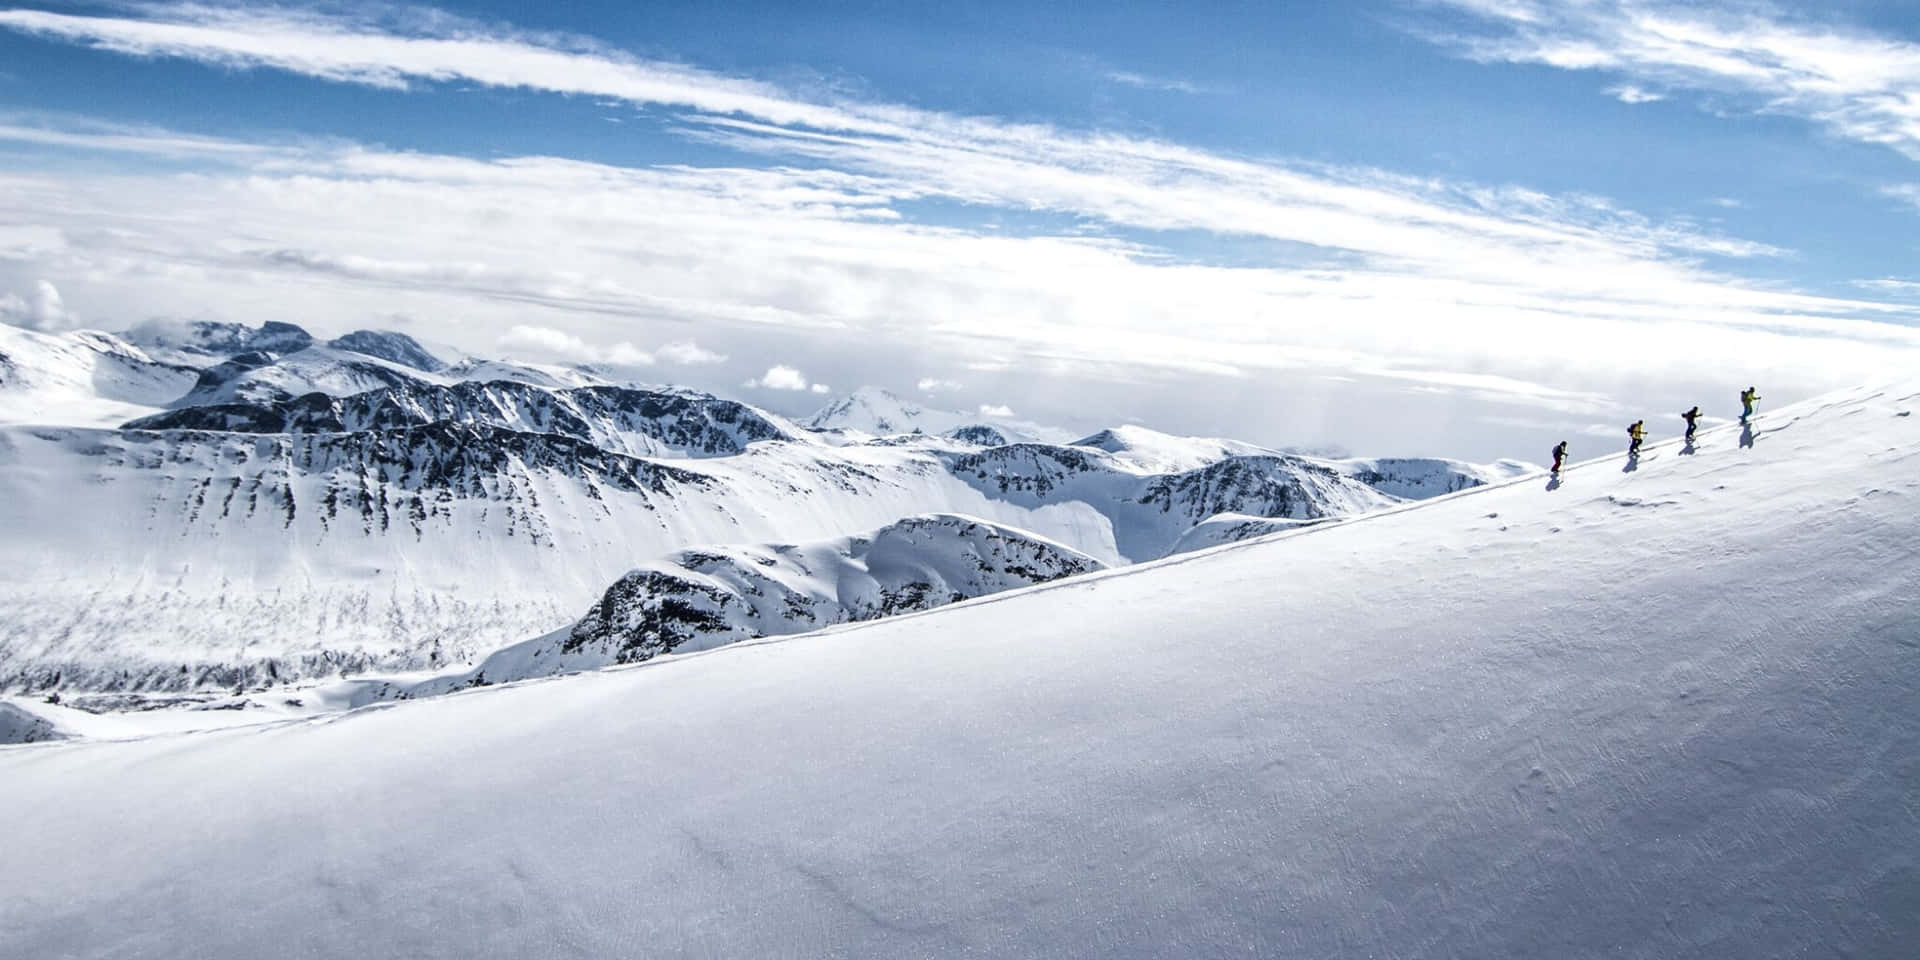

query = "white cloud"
[0,279,75,331]
[747,364,813,391]
[978,403,1015,417]
[1605,84,1664,104]
[656,340,725,365]
[1106,70,1210,95]
[1885,185,1920,212]
[498,324,653,366]
[810,383,830,394]
[1856,278,1920,296]
[917,377,962,392]
[0,7,1917,454]
[1422,1,1920,159]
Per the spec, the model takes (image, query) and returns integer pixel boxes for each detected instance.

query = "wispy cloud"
[1884,184,1920,212]
[0,4,1917,438]
[1418,1,1920,159]
[498,324,653,366]
[1605,84,1664,104]
[1855,277,1920,296]
[657,340,726,365]
[1106,70,1211,95]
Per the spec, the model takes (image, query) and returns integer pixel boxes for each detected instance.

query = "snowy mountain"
[0,323,199,426]
[942,439,1529,560]
[808,385,1063,441]
[171,344,450,407]
[326,329,447,372]
[326,514,1102,705]
[2,381,1911,958]
[122,318,315,362]
[127,380,798,459]
[0,321,1523,707]
[1071,424,1273,473]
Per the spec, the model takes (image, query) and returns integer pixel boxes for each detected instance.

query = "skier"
[1740,386,1761,421]
[1682,405,1702,442]
[1550,440,1568,474]
[1627,419,1647,457]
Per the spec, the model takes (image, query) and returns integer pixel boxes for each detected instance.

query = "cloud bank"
[0,3,1917,456]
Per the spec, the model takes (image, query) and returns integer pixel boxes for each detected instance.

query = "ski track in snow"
[0,382,1915,958]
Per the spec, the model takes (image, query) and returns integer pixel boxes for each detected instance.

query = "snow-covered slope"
[2,382,1912,958]
[0,377,1515,703]
[1165,511,1325,554]
[0,324,199,426]
[329,514,1102,705]
[172,344,452,407]
[326,329,446,372]
[122,318,316,364]
[1071,424,1273,473]
[126,380,798,459]
[942,441,1531,560]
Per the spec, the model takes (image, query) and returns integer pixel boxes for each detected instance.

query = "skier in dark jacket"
[1627,420,1647,456]
[1740,387,1761,421]
[1550,440,1568,474]
[1682,405,1702,441]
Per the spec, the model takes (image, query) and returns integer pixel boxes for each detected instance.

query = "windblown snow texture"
[0,382,1912,958]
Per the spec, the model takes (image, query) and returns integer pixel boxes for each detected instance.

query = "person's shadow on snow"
[1545,474,1563,492]
[1681,438,1697,455]
[1740,421,1756,449]
[1623,452,1640,473]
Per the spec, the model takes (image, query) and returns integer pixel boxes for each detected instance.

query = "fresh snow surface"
[1165,511,1325,555]
[2,382,1914,957]
[0,324,199,427]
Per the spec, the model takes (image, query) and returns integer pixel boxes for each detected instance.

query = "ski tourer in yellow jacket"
[1628,420,1647,456]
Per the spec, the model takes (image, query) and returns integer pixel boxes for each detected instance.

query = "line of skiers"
[1550,387,1760,475]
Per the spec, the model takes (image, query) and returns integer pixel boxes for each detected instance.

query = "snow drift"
[1,382,1912,957]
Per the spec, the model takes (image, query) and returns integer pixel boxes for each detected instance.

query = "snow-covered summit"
[808,385,1062,442]
[1071,423,1274,474]
[171,344,451,407]
[3,380,1912,957]
[0,323,198,426]
[123,318,314,362]
[127,380,799,459]
[326,329,446,372]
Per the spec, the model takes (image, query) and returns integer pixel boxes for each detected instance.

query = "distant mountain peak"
[326,330,446,372]
[123,318,314,359]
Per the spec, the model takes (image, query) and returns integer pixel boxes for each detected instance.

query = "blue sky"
[1,0,1918,459]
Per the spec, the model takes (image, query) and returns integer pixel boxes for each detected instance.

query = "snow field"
[0,382,1913,957]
